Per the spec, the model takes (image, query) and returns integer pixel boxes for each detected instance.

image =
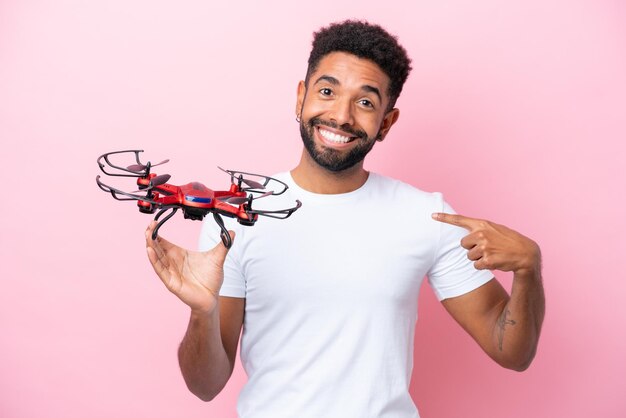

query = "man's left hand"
[432,213,541,276]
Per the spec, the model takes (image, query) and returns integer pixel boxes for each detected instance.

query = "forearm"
[178,305,232,401]
[492,269,545,371]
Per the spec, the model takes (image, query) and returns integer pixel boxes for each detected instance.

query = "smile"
[317,127,356,144]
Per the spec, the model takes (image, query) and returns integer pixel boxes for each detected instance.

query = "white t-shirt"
[198,172,493,418]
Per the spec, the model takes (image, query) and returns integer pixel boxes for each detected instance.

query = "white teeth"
[319,128,352,143]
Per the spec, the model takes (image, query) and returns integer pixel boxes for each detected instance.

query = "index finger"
[431,212,481,230]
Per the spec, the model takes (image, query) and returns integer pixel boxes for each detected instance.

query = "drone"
[96,150,301,248]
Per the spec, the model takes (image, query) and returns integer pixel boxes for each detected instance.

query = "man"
[146,20,545,418]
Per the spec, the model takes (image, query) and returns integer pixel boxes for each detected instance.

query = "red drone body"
[135,176,257,223]
[96,150,301,247]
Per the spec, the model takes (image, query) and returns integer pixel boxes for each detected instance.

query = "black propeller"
[150,174,171,187]
[218,191,273,205]
[218,166,266,190]
[238,175,265,190]
[131,174,171,193]
[127,159,170,172]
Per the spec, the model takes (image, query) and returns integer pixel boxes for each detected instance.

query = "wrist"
[190,303,219,319]
[515,268,540,279]
[513,264,542,283]
[515,242,542,278]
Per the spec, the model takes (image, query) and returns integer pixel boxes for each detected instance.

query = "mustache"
[308,117,368,140]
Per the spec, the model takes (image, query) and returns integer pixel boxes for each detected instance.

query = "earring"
[296,114,301,123]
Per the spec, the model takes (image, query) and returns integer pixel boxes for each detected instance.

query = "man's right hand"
[145,221,235,314]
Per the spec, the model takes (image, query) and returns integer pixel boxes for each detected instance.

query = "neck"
[290,149,369,194]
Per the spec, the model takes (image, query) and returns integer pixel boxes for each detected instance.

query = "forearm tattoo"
[497,309,517,351]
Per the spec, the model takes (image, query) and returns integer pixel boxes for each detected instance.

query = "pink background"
[1,0,625,417]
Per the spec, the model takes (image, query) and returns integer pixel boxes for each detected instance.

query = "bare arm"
[145,222,244,400]
[433,213,545,371]
[178,296,244,401]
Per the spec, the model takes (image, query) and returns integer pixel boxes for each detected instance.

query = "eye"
[319,88,333,96]
[358,99,374,108]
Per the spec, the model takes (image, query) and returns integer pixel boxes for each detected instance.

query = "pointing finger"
[431,213,481,230]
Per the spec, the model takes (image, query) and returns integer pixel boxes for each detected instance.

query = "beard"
[299,117,379,172]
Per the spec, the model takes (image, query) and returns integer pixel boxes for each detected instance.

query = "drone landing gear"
[151,207,231,248]
[152,207,179,240]
[213,213,232,249]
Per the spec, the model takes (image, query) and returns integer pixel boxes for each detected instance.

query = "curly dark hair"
[305,20,412,111]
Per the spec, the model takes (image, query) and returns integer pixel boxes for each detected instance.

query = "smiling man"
[146,20,545,418]
[294,51,399,190]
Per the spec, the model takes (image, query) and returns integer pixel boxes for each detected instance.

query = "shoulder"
[368,172,444,209]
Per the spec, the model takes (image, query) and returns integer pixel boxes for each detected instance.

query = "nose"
[328,97,354,127]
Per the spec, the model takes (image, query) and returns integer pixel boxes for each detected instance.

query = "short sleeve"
[198,217,246,298]
[427,198,494,301]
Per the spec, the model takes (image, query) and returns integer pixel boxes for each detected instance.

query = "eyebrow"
[313,75,382,103]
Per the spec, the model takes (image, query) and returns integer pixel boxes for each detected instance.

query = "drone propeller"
[218,191,273,205]
[150,174,171,187]
[132,174,172,193]
[127,159,170,172]
[97,150,173,180]
[239,175,265,190]
[218,166,267,190]
[219,196,248,205]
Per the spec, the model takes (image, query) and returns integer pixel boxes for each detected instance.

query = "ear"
[376,108,400,142]
[296,80,306,118]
